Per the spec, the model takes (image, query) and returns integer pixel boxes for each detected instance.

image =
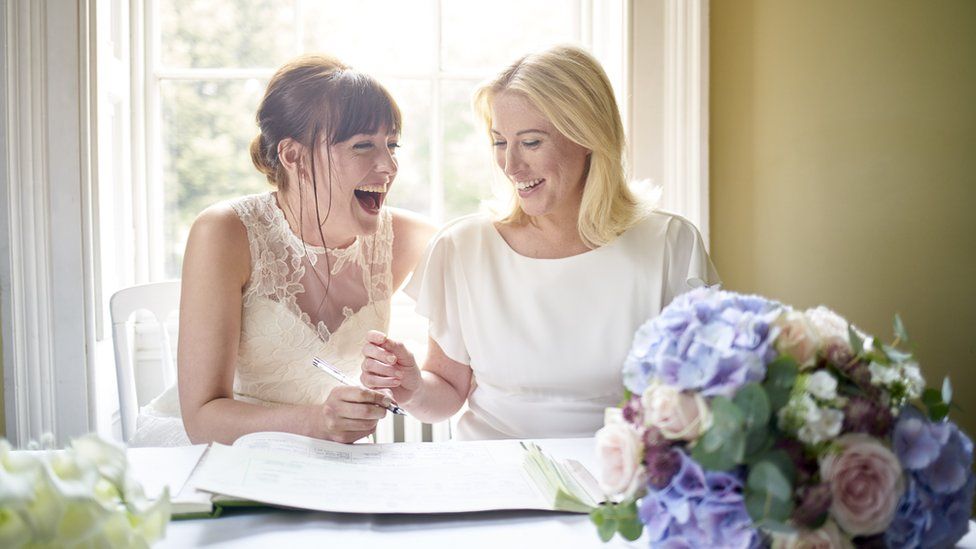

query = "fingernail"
[387,354,396,362]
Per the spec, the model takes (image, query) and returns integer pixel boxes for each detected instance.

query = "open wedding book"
[127,432,604,519]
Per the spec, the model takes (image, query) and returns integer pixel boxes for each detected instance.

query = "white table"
[152,438,976,548]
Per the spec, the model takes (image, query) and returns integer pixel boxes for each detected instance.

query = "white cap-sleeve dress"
[405,210,720,440]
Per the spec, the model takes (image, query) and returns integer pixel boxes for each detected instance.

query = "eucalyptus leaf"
[743,430,775,465]
[591,506,618,542]
[598,518,617,542]
[885,347,913,363]
[734,383,771,433]
[755,449,796,486]
[758,520,797,535]
[894,313,909,343]
[618,517,644,541]
[692,432,744,471]
[763,358,798,411]
[703,397,745,449]
[748,460,793,502]
[848,324,864,355]
[745,485,793,524]
[745,429,773,460]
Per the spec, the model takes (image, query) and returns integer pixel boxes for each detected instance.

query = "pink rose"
[595,422,646,499]
[774,310,820,369]
[771,520,852,549]
[820,434,905,536]
[641,380,712,441]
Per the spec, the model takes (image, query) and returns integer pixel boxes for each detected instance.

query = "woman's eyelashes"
[491,139,542,149]
[352,140,400,152]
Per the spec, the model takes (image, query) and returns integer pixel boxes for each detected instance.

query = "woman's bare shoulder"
[183,203,250,283]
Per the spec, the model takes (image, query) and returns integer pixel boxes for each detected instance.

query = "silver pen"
[312,356,406,415]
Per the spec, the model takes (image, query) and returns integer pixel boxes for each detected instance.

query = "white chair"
[109,280,452,443]
[110,281,181,442]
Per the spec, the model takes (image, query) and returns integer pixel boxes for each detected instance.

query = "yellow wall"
[711,1,976,436]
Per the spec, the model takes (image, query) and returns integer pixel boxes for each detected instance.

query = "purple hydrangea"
[893,406,971,493]
[623,288,782,398]
[885,407,975,548]
[638,451,761,549]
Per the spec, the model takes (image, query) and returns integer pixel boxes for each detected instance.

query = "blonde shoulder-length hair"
[472,44,648,248]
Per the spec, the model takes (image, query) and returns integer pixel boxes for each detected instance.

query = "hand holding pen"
[313,356,406,415]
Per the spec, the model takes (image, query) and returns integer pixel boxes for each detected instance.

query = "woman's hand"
[314,385,392,443]
[361,330,422,404]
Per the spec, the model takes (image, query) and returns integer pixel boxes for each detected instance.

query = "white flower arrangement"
[0,434,170,548]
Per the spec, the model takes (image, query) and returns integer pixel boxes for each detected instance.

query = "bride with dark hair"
[131,54,435,446]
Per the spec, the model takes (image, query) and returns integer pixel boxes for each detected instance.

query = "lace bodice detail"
[228,192,394,405]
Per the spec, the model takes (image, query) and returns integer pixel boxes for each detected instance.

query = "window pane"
[383,79,432,216]
[160,79,269,277]
[158,0,296,69]
[441,0,581,72]
[441,80,497,221]
[301,1,436,75]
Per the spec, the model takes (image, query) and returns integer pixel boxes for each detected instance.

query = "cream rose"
[805,306,854,361]
[595,423,646,499]
[774,310,821,369]
[641,380,712,441]
[820,434,905,536]
[770,520,852,549]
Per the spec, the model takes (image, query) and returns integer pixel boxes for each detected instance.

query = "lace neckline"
[266,192,363,263]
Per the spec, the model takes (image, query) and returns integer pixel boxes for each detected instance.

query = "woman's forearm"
[183,397,315,445]
[401,371,466,423]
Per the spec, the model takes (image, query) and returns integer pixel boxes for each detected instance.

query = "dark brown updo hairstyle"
[249,54,402,189]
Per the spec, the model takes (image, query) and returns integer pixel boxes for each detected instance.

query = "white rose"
[774,310,820,369]
[595,423,646,500]
[805,307,853,358]
[806,371,838,401]
[641,381,712,441]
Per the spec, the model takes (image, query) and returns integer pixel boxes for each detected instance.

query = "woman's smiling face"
[312,129,399,239]
[490,91,590,220]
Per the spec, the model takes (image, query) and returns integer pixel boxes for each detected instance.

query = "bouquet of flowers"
[0,434,170,548]
[592,287,974,548]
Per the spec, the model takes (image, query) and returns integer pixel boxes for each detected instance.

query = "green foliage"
[735,383,771,432]
[893,313,909,343]
[763,357,799,412]
[692,397,745,470]
[590,501,643,542]
[848,324,864,355]
[745,458,795,525]
[923,387,950,421]
[734,383,774,458]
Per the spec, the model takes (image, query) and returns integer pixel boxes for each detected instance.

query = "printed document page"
[191,432,552,513]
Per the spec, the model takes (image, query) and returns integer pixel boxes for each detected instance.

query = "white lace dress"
[129,192,393,447]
